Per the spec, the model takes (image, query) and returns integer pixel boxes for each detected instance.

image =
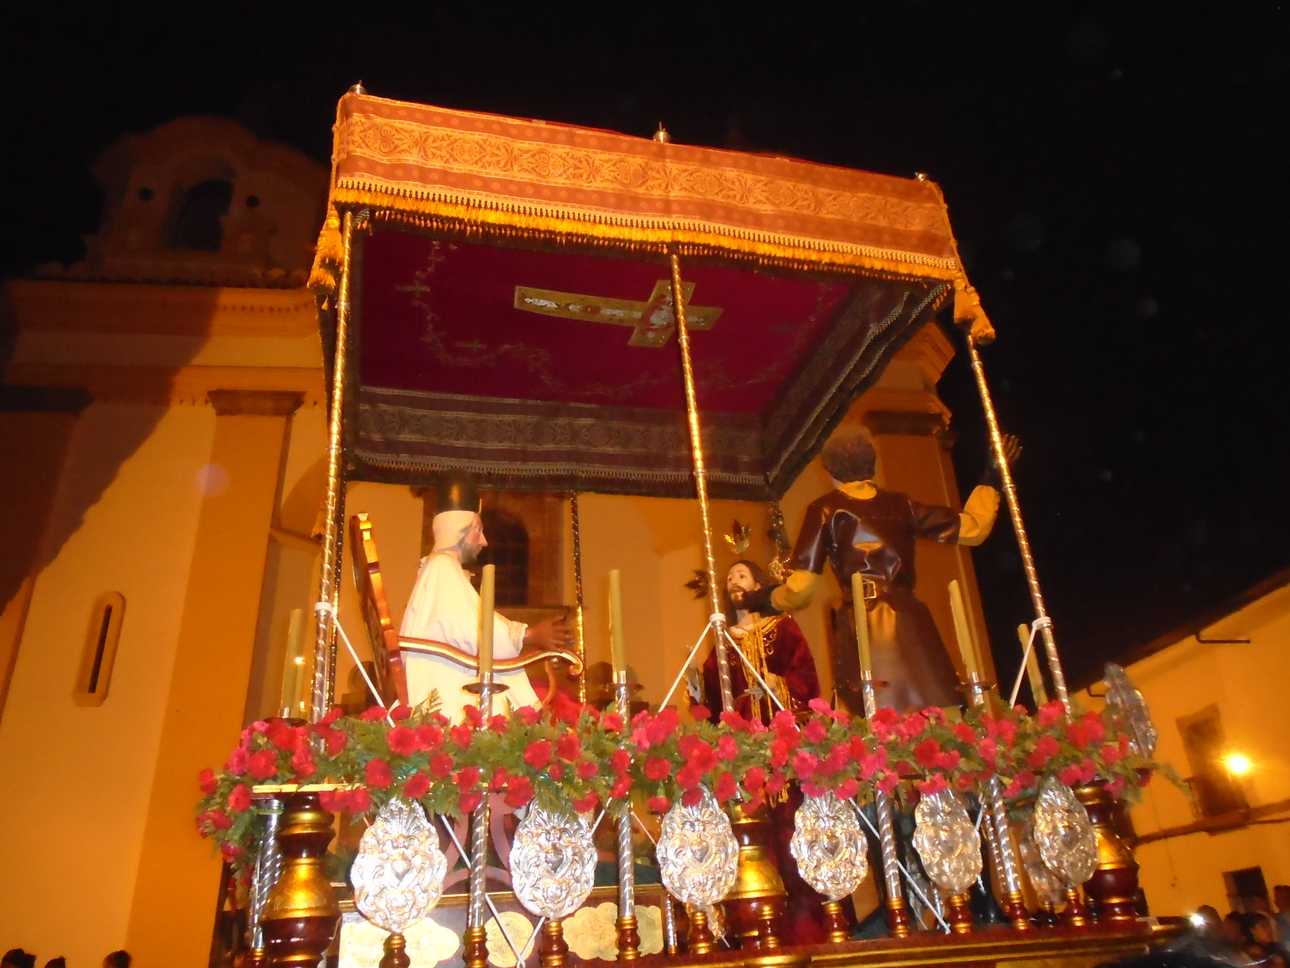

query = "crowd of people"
[1182,886,1290,966]
[0,952,128,968]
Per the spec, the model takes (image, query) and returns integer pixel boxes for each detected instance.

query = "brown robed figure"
[772,434,1003,714]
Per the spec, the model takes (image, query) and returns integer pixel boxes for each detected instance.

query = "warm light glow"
[1225,752,1252,776]
[1189,913,1207,927]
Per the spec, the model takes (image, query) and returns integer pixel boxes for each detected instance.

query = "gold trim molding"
[4,279,319,339]
[208,389,305,418]
[4,363,326,407]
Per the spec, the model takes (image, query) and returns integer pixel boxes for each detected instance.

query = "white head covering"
[432,510,478,553]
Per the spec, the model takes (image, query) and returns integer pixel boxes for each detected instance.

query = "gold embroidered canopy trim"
[315,93,966,283]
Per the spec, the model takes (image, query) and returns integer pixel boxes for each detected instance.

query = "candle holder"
[962,675,1031,932]
[614,674,641,960]
[859,676,910,939]
[464,679,498,968]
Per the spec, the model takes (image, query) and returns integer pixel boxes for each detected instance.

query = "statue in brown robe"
[772,434,1001,714]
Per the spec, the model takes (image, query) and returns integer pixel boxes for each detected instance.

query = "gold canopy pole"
[309,210,358,721]
[667,250,734,713]
[570,493,588,704]
[964,334,1071,712]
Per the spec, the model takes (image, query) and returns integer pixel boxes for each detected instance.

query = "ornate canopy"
[312,92,987,500]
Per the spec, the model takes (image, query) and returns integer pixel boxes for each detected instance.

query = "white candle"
[609,569,626,678]
[479,564,495,679]
[851,573,873,676]
[949,580,979,681]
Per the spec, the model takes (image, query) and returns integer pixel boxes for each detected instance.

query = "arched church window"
[473,509,529,607]
[171,179,233,251]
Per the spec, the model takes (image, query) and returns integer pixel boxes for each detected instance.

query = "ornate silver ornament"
[1018,817,1065,906]
[1103,662,1158,758]
[656,786,739,907]
[789,791,870,901]
[509,803,597,920]
[910,789,982,897]
[1031,776,1098,887]
[351,796,448,934]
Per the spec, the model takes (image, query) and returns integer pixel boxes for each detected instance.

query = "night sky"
[5,3,1287,690]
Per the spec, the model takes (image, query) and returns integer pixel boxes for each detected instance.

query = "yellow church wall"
[127,392,304,968]
[0,402,216,964]
[1077,581,1290,916]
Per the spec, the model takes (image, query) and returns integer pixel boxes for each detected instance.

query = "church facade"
[0,118,989,966]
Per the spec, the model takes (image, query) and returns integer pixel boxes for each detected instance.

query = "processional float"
[199,86,1177,968]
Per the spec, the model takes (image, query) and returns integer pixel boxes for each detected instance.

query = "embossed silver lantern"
[351,796,448,965]
[656,787,738,953]
[510,802,598,965]
[1103,663,1158,758]
[790,791,870,942]
[1019,817,1065,924]
[510,804,598,919]
[911,789,982,933]
[1032,776,1098,925]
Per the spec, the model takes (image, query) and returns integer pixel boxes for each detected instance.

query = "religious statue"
[771,433,1007,714]
[697,559,820,722]
[400,470,571,720]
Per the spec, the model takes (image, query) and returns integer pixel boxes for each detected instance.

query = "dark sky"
[5,2,1288,689]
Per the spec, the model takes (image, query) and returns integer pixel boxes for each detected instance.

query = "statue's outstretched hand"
[998,433,1022,467]
[980,433,1021,489]
[524,616,574,652]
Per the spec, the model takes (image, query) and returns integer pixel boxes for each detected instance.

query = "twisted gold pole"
[465,679,495,968]
[570,493,587,703]
[964,335,1071,712]
[310,210,358,720]
[866,678,911,939]
[667,250,733,712]
[966,677,1030,930]
[615,676,640,958]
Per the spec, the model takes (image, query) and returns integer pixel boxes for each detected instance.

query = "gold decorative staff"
[570,493,588,703]
[610,571,640,959]
[964,334,1071,713]
[667,249,734,712]
[310,209,361,720]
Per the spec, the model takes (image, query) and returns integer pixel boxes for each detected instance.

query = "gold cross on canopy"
[514,280,722,348]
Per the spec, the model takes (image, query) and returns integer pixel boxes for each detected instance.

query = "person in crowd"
[1275,885,1290,943]
[1244,911,1290,968]
[1,950,36,968]
[103,952,131,968]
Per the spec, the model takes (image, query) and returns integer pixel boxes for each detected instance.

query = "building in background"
[0,117,993,965]
[1082,570,1290,917]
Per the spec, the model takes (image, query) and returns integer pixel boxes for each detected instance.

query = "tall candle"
[479,564,495,679]
[851,573,873,676]
[609,569,626,678]
[949,580,979,681]
[1019,623,1048,706]
[279,607,305,717]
